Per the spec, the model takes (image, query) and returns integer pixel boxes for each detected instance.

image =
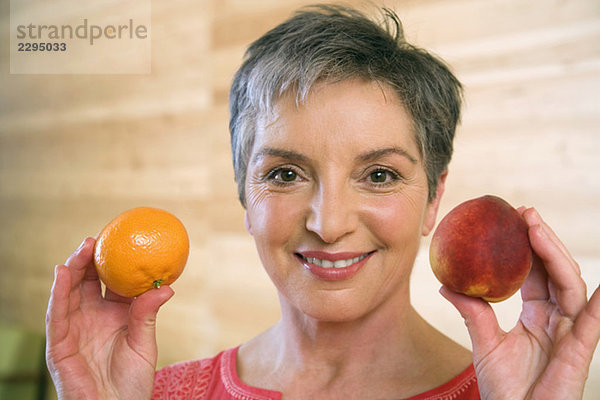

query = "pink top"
[152,347,480,400]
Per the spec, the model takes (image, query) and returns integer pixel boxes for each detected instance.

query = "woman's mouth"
[295,250,375,281]
[298,252,371,268]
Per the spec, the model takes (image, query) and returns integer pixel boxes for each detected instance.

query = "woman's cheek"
[248,190,305,239]
[361,195,425,242]
[245,180,270,209]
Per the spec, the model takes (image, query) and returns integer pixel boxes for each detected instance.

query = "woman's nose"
[305,182,358,243]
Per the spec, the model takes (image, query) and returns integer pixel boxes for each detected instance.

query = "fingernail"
[439,286,449,299]
[76,239,87,252]
[532,207,543,221]
[537,223,548,239]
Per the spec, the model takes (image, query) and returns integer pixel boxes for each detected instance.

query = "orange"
[93,207,190,298]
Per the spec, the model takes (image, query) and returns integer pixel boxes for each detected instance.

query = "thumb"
[440,286,505,358]
[127,285,174,364]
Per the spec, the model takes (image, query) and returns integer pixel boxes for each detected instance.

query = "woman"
[46,5,600,399]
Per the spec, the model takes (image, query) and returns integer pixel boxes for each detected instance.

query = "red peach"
[429,195,533,302]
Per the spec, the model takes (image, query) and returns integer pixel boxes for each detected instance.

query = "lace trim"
[152,358,214,400]
[417,364,478,400]
[152,349,477,400]
[220,348,277,400]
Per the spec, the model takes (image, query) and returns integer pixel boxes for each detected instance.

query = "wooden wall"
[1,0,599,398]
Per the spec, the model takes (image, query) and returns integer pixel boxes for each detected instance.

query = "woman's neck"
[237,286,471,399]
[274,288,421,368]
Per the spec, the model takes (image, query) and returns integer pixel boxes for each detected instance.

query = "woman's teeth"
[301,253,369,269]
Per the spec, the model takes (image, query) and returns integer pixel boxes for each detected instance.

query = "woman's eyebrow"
[253,147,309,163]
[357,147,418,164]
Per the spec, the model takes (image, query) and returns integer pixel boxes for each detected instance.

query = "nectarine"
[429,195,533,302]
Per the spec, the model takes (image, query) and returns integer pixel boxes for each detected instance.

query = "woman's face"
[244,79,444,322]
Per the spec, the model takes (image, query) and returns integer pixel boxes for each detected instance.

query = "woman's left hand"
[441,207,600,399]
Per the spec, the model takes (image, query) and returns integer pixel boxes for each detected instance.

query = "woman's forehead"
[255,79,420,156]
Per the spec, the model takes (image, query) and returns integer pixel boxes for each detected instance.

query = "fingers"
[522,208,579,274]
[66,239,131,304]
[571,285,600,360]
[517,207,551,303]
[440,286,504,358]
[126,285,174,365]
[518,207,578,273]
[46,265,72,344]
[67,238,103,308]
[46,238,100,344]
[521,208,587,318]
[64,237,100,289]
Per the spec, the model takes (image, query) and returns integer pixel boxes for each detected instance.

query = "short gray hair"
[229,4,463,206]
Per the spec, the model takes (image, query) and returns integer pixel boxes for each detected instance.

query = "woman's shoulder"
[403,313,478,398]
[408,363,479,400]
[153,355,218,383]
[152,347,282,400]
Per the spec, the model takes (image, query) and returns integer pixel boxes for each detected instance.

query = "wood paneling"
[1,0,599,398]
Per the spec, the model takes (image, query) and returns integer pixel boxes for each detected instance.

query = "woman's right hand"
[45,237,174,400]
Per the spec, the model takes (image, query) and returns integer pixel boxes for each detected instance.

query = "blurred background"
[1,0,599,398]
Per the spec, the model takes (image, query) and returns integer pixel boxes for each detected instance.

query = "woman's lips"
[295,250,375,281]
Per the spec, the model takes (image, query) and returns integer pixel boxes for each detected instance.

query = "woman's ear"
[422,169,448,236]
[244,211,253,235]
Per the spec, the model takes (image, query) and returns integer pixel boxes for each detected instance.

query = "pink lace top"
[152,347,479,400]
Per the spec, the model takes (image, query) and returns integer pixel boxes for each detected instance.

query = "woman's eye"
[370,170,388,183]
[368,169,398,184]
[279,169,297,182]
[267,168,299,183]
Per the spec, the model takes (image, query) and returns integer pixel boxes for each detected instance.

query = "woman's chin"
[283,290,378,324]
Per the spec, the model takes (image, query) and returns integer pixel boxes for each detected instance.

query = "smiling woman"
[44,4,600,400]
[243,80,438,325]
